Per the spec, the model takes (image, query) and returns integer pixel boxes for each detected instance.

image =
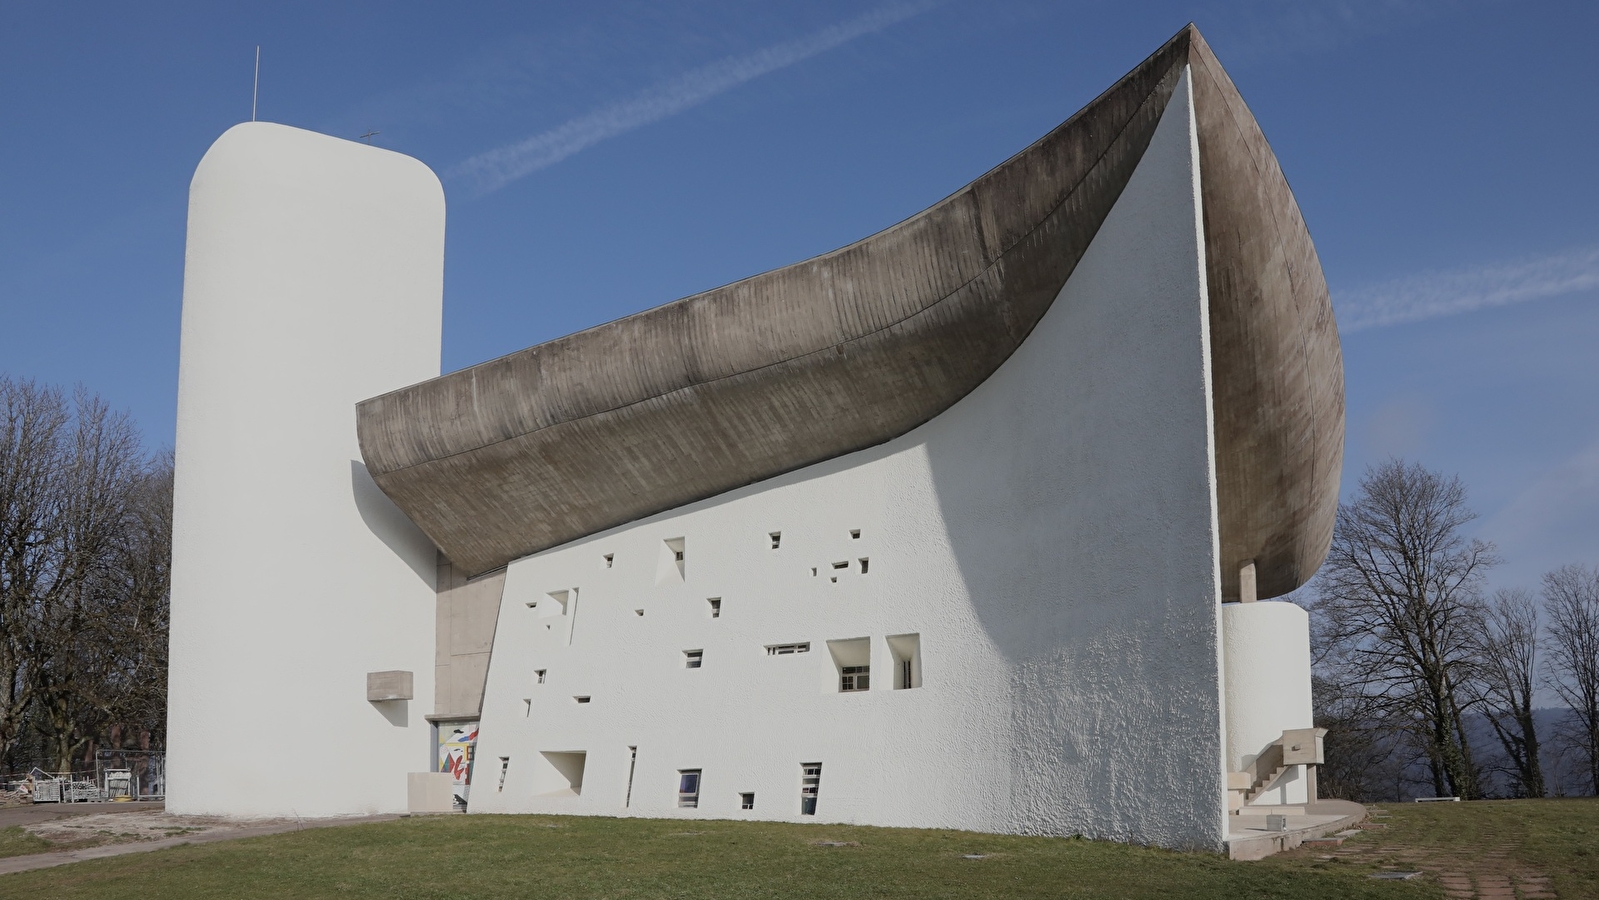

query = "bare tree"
[1312,459,1496,799]
[0,379,68,764]
[104,453,172,747]
[1311,672,1407,801]
[0,376,170,773]
[1543,564,1599,794]
[30,388,146,770]
[1475,588,1545,797]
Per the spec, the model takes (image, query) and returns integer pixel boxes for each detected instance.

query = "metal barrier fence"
[1,750,164,803]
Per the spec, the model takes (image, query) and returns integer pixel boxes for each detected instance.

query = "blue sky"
[3,1,1596,592]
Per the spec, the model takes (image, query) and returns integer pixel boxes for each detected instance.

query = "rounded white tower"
[1222,601,1315,806]
[167,122,444,816]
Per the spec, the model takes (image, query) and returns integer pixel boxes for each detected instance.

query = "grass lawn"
[1271,797,1599,899]
[0,825,51,859]
[0,813,1435,900]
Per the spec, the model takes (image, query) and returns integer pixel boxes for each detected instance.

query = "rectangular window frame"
[678,769,702,808]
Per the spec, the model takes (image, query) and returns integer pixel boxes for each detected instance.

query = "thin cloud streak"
[447,2,936,194]
[1336,246,1599,333]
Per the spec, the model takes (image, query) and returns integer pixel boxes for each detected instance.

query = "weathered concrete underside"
[357,24,1343,591]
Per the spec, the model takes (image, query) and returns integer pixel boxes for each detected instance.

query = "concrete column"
[1239,560,1257,603]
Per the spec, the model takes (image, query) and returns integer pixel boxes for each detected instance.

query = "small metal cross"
[359,129,381,143]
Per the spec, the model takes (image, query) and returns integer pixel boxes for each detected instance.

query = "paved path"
[0,807,400,876]
[1285,810,1558,899]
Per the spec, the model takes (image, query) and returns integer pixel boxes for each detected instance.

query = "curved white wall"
[1221,601,1313,805]
[167,122,443,817]
[471,68,1229,850]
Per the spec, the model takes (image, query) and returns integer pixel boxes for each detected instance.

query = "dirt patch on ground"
[22,810,299,853]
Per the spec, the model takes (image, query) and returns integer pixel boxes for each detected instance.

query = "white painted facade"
[166,70,1318,848]
[167,123,444,817]
[1222,601,1315,806]
[470,70,1238,849]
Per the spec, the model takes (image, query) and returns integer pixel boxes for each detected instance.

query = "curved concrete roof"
[357,24,1343,594]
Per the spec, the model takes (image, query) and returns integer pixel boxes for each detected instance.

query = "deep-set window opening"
[840,665,870,692]
[708,597,722,618]
[800,763,821,815]
[660,538,686,582]
[766,642,810,656]
[888,633,921,689]
[678,769,701,808]
[684,649,703,669]
[740,792,755,810]
[770,532,781,549]
[625,746,637,808]
[574,695,591,704]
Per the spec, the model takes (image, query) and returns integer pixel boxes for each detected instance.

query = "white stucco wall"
[472,69,1228,850]
[167,122,443,817]
[1221,601,1314,806]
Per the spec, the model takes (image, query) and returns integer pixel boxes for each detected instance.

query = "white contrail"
[1336,245,1599,333]
[448,2,936,194]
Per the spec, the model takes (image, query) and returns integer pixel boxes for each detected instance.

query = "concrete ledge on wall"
[367,670,415,702]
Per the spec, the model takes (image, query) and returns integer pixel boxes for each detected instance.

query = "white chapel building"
[166,25,1346,854]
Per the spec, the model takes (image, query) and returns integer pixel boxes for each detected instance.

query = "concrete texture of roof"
[356,24,1343,593]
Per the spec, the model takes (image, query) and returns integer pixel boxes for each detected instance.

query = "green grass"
[0,814,1435,900]
[1277,797,1599,899]
[0,825,52,859]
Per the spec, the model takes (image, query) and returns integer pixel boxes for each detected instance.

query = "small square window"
[840,665,870,692]
[603,553,614,568]
[635,608,645,616]
[535,669,546,684]
[674,550,685,562]
[684,650,703,669]
[850,529,861,539]
[859,557,870,574]
[770,532,781,549]
[740,792,755,810]
[708,597,722,618]
[574,695,591,704]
